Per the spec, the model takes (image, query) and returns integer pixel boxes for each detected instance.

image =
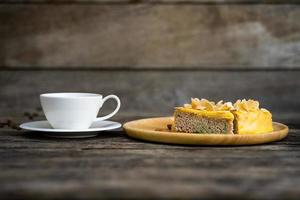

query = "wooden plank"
[0,70,300,125]
[1,0,300,4]
[1,4,300,69]
[0,126,299,199]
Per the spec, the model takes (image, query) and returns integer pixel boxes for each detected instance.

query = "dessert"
[232,100,273,134]
[173,98,273,134]
[174,99,234,134]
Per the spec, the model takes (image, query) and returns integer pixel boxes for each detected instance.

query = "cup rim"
[40,93,102,99]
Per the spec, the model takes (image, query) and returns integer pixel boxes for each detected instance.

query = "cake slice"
[232,99,273,134]
[174,107,234,134]
[174,98,234,134]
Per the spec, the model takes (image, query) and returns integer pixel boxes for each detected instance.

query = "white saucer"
[20,120,122,138]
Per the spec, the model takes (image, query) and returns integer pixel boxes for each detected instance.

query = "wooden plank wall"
[1,0,300,123]
[1,0,300,69]
[1,70,300,125]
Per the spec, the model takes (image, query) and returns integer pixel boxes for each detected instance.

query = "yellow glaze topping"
[176,107,234,120]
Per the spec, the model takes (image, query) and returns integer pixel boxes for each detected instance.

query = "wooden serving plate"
[123,117,289,145]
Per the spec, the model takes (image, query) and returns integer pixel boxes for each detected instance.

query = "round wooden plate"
[123,117,289,145]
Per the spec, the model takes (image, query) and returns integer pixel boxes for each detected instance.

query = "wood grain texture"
[1,70,300,125]
[0,119,299,199]
[1,4,300,69]
[1,0,299,4]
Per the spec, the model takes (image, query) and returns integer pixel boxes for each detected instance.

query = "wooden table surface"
[0,116,300,199]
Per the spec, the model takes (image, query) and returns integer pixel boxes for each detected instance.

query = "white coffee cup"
[40,93,121,130]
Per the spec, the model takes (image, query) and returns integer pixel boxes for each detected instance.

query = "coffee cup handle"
[95,95,121,121]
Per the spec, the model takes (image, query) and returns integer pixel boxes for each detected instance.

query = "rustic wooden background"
[1,0,300,69]
[0,0,300,118]
[1,70,300,125]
